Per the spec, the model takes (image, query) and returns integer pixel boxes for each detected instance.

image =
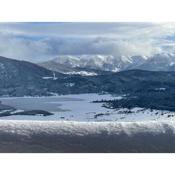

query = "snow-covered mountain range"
[40,54,143,73]
[39,53,175,74]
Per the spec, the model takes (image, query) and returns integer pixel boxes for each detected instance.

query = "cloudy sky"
[0,22,175,62]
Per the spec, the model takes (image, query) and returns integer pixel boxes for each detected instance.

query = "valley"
[1,56,175,122]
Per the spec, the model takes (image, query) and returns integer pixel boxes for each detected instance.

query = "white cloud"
[0,23,175,62]
[0,32,52,61]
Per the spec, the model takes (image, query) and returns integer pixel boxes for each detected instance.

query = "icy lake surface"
[0,93,175,121]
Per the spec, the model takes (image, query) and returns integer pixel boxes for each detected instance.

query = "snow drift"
[0,120,175,152]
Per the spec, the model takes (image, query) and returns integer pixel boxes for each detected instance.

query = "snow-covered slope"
[0,120,175,152]
[44,54,147,72]
[41,53,175,72]
[39,59,105,76]
[135,53,175,71]
[53,54,143,72]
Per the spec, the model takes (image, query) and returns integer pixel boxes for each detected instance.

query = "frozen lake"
[0,94,119,121]
[1,93,175,122]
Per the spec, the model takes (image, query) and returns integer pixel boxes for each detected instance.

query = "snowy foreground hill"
[1,120,175,153]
